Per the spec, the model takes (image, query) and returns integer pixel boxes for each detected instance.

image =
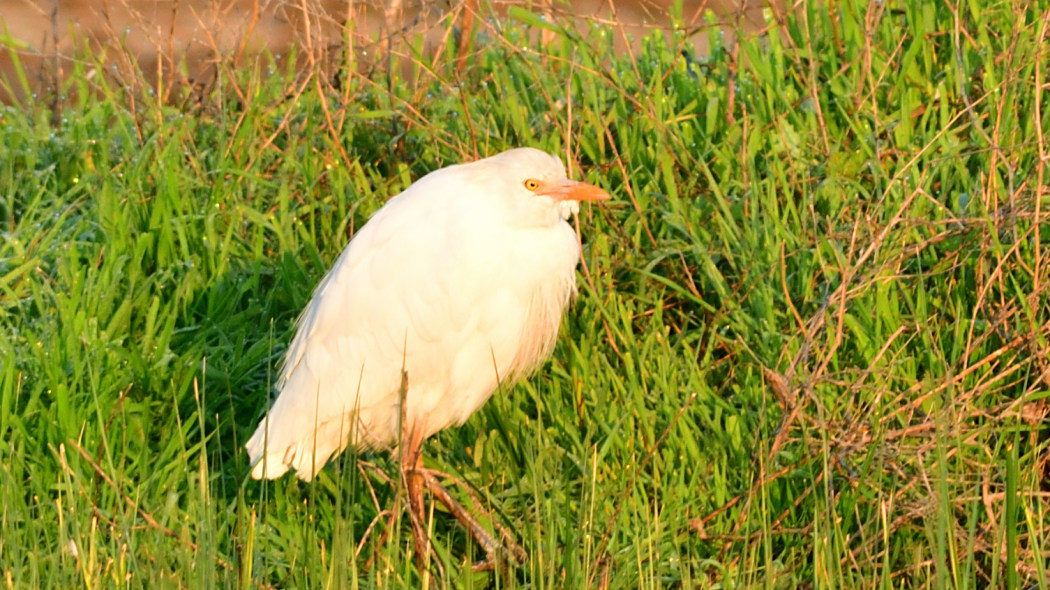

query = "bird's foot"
[420,468,528,571]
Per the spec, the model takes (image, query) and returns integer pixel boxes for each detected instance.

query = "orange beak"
[536,179,611,203]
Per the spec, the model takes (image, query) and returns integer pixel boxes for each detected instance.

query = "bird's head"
[467,148,610,225]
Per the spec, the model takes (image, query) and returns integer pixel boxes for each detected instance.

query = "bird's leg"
[420,469,528,571]
[400,420,430,571]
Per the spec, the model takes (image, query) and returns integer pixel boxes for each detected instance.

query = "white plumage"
[246,147,609,481]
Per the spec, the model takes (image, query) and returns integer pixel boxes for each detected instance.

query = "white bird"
[245,147,609,566]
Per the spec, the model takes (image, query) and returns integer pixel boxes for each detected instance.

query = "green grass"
[1,0,1049,587]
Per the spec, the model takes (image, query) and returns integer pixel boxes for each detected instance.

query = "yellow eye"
[523,179,540,191]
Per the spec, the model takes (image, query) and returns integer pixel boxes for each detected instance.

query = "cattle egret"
[246,147,609,567]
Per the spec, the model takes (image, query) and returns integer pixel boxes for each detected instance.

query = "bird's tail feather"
[246,413,373,481]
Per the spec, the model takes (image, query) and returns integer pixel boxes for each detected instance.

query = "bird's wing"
[246,172,500,478]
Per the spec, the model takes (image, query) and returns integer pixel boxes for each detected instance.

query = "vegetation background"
[1,0,1048,587]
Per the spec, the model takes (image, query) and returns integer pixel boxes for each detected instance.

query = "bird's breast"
[404,224,577,434]
[482,221,580,377]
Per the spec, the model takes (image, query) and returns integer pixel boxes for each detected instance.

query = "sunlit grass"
[1,0,1049,587]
